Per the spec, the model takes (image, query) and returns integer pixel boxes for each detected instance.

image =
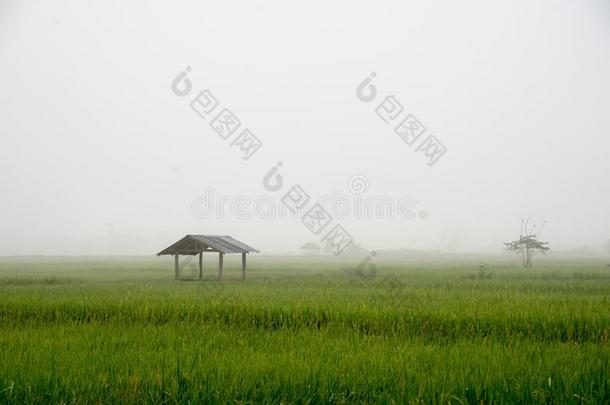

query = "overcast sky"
[1,0,609,255]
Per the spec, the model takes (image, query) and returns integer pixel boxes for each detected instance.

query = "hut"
[157,235,259,280]
[299,242,321,256]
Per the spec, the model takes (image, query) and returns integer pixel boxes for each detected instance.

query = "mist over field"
[1,0,609,256]
[2,1,610,403]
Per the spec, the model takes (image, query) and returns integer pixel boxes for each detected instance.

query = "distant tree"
[605,239,610,254]
[504,219,550,268]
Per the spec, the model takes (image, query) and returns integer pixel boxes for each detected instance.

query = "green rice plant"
[0,255,609,403]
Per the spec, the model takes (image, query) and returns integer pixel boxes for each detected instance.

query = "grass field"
[1,254,609,403]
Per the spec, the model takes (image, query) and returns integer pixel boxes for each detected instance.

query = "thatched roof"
[157,235,259,256]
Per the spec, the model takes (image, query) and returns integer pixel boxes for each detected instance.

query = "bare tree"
[504,219,550,268]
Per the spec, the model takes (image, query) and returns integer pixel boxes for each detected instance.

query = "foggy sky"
[1,0,609,255]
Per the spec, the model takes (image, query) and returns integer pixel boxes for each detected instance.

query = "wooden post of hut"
[241,252,246,280]
[156,235,259,281]
[218,252,224,280]
[174,253,179,280]
[198,252,203,280]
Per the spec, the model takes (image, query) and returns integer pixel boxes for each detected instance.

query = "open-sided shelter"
[157,235,259,280]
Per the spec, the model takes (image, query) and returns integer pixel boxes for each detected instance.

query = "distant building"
[299,242,321,256]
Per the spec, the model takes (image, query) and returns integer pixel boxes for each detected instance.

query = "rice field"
[0,254,609,403]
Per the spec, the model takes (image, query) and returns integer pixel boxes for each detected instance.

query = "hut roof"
[157,235,259,256]
[299,242,321,250]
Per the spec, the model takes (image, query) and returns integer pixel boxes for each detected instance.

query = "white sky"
[1,0,609,255]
